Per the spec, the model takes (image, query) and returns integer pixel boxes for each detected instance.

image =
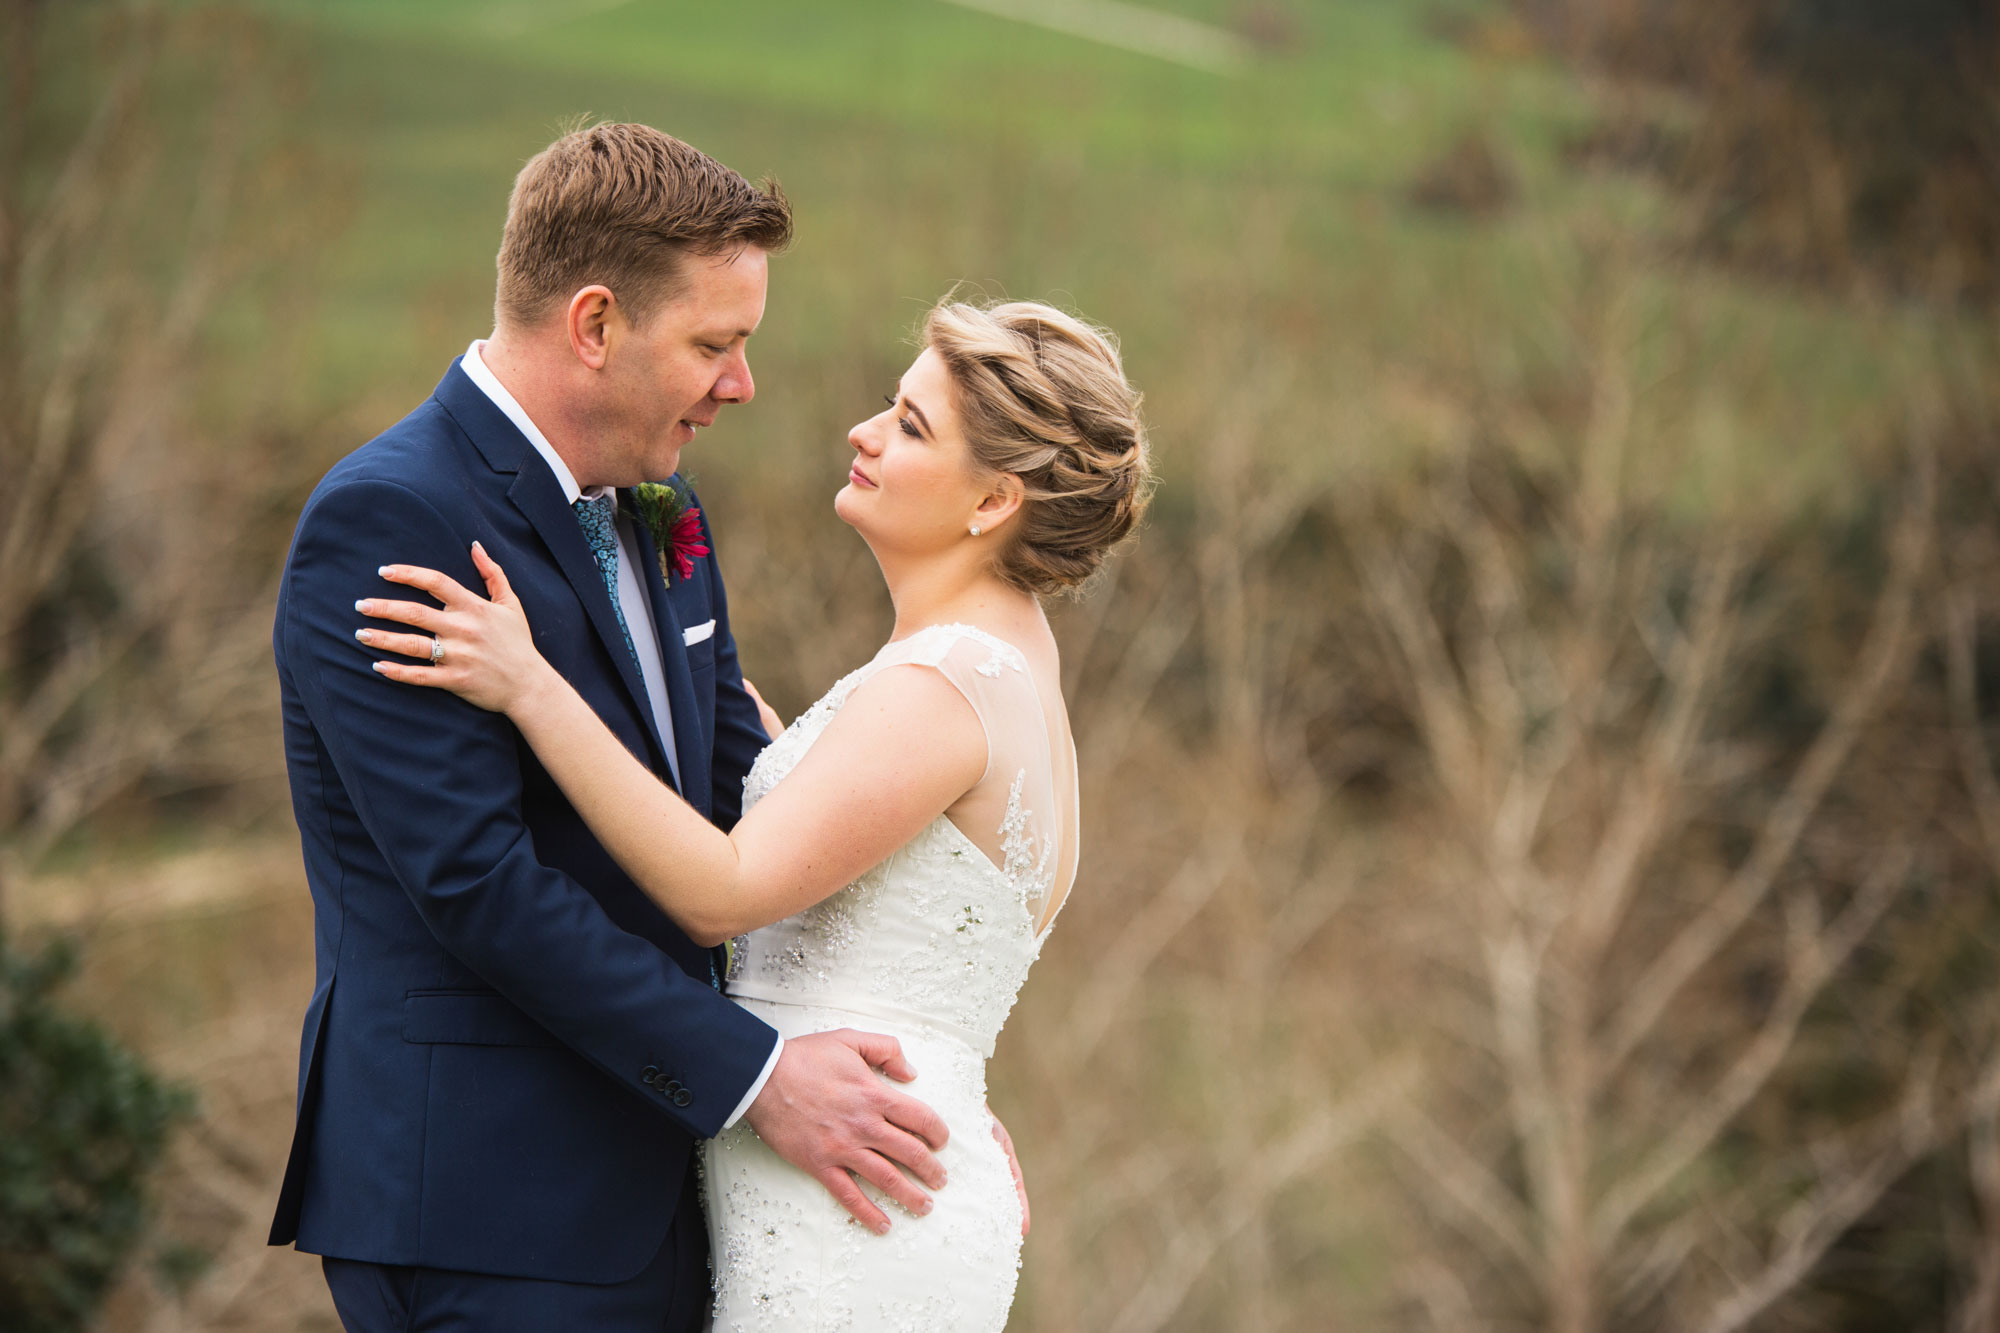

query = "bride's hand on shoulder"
[358,542,550,715]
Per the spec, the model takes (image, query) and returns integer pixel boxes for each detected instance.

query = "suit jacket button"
[673,1089,693,1108]
[641,1065,660,1083]
[664,1079,684,1094]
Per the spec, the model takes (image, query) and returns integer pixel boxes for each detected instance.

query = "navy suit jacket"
[268,359,779,1284]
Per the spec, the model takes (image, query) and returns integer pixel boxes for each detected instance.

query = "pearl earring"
[970,524,982,536]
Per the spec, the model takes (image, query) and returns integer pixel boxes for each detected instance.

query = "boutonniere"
[626,476,711,583]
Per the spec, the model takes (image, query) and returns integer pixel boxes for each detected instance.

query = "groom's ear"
[566,284,618,370]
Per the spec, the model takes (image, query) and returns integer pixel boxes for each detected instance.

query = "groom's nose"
[713,348,755,405]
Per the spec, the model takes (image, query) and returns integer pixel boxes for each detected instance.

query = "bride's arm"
[360,546,985,946]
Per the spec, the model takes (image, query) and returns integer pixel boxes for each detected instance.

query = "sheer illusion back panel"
[876,628,1078,936]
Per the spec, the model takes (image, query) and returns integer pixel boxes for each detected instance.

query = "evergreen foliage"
[0,932,192,1333]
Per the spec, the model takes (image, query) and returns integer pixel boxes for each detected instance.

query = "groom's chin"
[647,442,686,481]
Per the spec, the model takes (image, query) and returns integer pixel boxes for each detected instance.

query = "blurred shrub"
[0,931,191,1332]
[1407,131,1517,220]
[1519,0,2000,297]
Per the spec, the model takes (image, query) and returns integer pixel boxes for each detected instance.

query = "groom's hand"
[742,678,785,741]
[744,1029,950,1234]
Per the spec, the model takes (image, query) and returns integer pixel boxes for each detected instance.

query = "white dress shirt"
[461,340,781,1129]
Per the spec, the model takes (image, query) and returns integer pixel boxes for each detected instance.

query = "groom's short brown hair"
[495,122,792,329]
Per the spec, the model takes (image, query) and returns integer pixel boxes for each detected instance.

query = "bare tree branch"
[1700,1050,1953,1333]
[1594,843,1915,1248]
[1385,1102,1541,1271]
[1603,449,1933,1069]
[1106,1062,1418,1333]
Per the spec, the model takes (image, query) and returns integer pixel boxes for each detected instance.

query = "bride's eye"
[898,416,920,438]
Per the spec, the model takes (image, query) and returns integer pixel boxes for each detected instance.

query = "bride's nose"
[848,417,882,455]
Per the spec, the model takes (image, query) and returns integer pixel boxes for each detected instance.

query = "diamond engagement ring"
[430,636,446,666]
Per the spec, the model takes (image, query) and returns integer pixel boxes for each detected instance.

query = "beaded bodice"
[723,624,1074,1059]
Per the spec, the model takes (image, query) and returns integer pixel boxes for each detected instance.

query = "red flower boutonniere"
[627,477,711,583]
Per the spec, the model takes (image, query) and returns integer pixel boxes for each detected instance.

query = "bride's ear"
[971,474,1025,536]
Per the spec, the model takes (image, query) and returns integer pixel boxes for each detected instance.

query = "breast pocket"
[681,618,717,672]
[668,579,718,703]
[685,642,716,689]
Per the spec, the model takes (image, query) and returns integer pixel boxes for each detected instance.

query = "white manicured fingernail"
[354,629,371,643]
[354,599,367,612]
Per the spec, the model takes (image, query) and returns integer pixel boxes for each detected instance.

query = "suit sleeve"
[280,478,777,1138]
[692,495,773,833]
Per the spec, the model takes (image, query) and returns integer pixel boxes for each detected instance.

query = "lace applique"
[997,770,1056,913]
[927,623,1026,681]
[974,641,1023,679]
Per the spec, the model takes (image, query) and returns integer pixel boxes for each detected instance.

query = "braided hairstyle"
[924,298,1155,596]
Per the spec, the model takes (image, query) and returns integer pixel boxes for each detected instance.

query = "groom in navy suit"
[270,124,951,1330]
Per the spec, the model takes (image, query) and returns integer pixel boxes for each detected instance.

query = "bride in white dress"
[358,297,1152,1330]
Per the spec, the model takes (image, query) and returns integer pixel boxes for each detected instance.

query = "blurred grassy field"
[21,1,1999,1329]
[257,0,1542,416]
[200,0,1954,509]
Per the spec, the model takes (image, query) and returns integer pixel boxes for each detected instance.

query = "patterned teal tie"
[572,493,644,678]
[578,493,710,983]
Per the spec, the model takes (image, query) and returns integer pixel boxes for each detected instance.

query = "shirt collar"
[462,339,613,506]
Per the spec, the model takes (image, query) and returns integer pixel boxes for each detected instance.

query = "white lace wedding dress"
[702,623,1077,1332]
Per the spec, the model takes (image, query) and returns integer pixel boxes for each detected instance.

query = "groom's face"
[600,246,768,483]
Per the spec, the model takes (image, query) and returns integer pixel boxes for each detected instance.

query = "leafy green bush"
[0,931,192,1332]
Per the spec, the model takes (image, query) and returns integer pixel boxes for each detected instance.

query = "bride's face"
[836,348,988,555]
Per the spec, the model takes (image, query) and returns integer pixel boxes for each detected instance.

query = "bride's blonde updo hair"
[924,298,1155,596]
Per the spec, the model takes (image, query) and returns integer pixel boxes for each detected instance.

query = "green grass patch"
[106,0,1988,519]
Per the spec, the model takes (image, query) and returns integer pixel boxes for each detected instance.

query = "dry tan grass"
[17,840,338,1332]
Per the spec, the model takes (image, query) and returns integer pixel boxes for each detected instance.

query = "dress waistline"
[725,981,994,1058]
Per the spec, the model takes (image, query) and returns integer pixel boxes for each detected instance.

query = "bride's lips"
[847,465,877,489]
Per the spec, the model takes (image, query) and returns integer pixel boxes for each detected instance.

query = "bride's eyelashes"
[882,392,921,438]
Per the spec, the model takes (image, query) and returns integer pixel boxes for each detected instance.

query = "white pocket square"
[682,619,716,646]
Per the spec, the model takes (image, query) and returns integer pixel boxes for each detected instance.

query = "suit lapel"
[425,356,677,784]
[503,470,676,783]
[434,357,682,788]
[627,488,710,818]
